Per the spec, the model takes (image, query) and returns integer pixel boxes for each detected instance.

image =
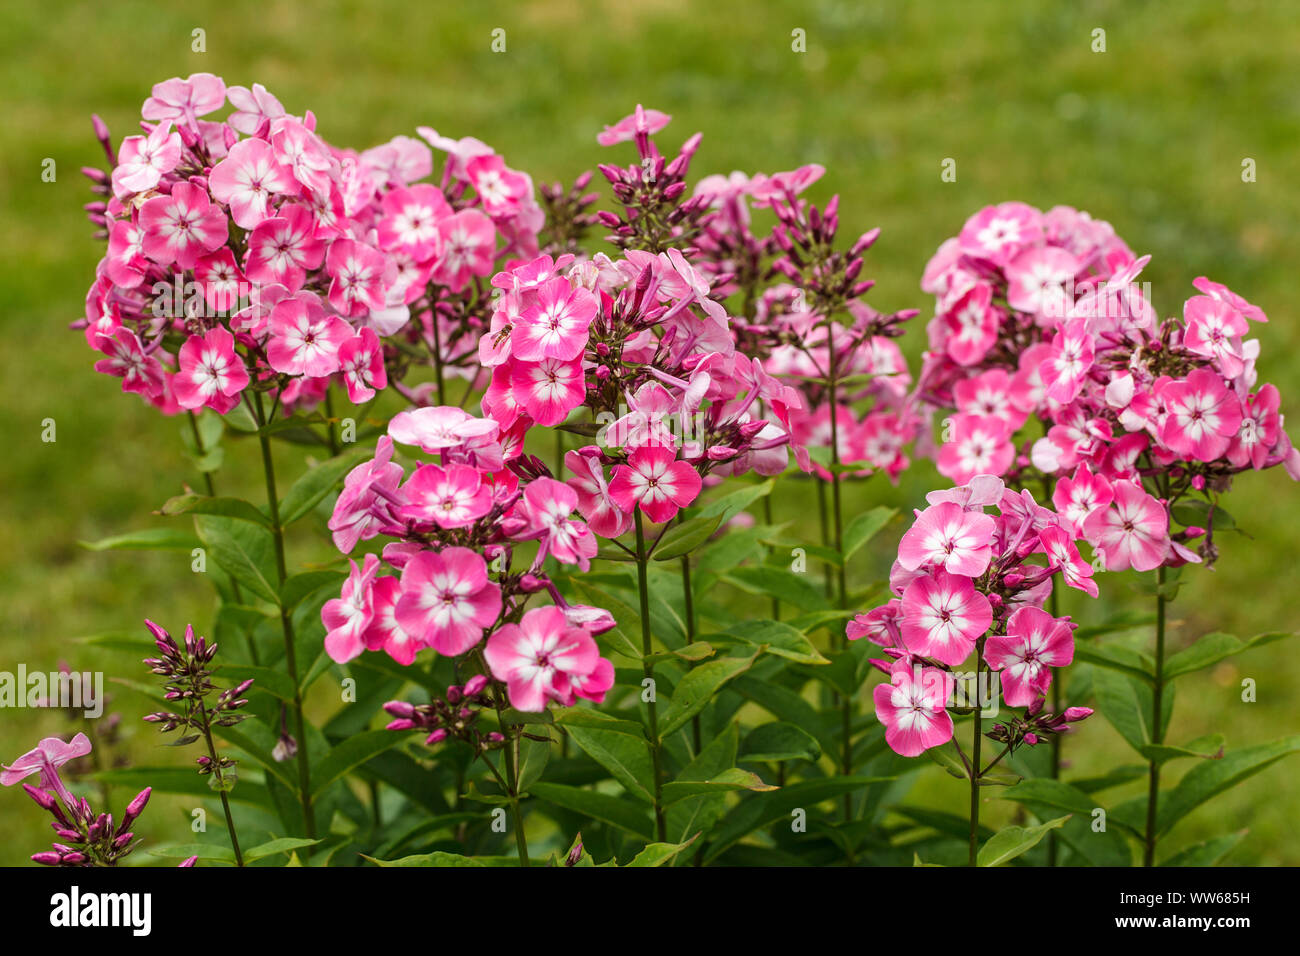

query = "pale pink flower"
[983,606,1074,707]
[847,600,903,646]
[2,733,93,807]
[899,569,992,666]
[226,82,285,135]
[377,184,452,261]
[1192,276,1267,323]
[323,554,380,663]
[897,501,996,576]
[329,436,404,553]
[1183,295,1249,377]
[432,209,496,291]
[326,239,392,317]
[953,368,1028,431]
[172,327,248,412]
[608,445,703,524]
[388,405,499,454]
[338,328,387,403]
[511,278,597,362]
[1051,463,1113,535]
[509,356,585,427]
[395,547,502,656]
[193,248,247,314]
[208,138,295,230]
[1158,369,1243,462]
[1039,322,1095,404]
[244,204,326,292]
[465,154,531,216]
[484,606,604,712]
[936,414,1014,484]
[514,477,598,570]
[597,105,671,146]
[1083,479,1169,572]
[266,292,353,377]
[400,463,493,530]
[141,73,226,130]
[1006,245,1078,320]
[105,220,148,288]
[111,122,182,197]
[1038,524,1098,597]
[565,449,632,538]
[957,201,1043,265]
[872,662,956,757]
[138,182,228,270]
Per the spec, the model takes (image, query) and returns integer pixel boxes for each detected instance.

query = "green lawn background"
[1,0,1297,864]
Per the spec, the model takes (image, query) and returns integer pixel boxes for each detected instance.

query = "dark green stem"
[252,392,315,839]
[969,650,985,867]
[634,510,668,842]
[825,321,852,820]
[198,700,244,866]
[1144,564,1168,867]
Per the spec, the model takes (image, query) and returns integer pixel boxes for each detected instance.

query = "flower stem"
[430,307,446,405]
[252,392,315,839]
[323,388,341,457]
[634,510,668,842]
[502,728,531,867]
[825,321,853,820]
[1048,578,1061,867]
[969,651,985,867]
[198,701,243,867]
[1143,564,1168,867]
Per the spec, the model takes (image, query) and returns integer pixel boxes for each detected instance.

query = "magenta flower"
[431,208,496,292]
[1083,479,1169,572]
[1,733,91,799]
[511,278,597,362]
[953,368,1029,431]
[244,204,326,292]
[897,501,996,577]
[1051,463,1113,535]
[364,577,421,665]
[388,405,499,454]
[483,606,604,712]
[1039,322,1095,404]
[509,356,585,426]
[326,238,392,317]
[597,105,671,147]
[377,184,451,261]
[141,72,226,129]
[936,414,1014,485]
[138,182,228,270]
[1228,384,1281,470]
[465,154,531,216]
[1005,245,1078,319]
[193,248,248,314]
[941,283,999,367]
[513,477,598,570]
[323,554,380,664]
[338,328,387,403]
[172,327,249,412]
[957,201,1044,266]
[1183,294,1249,377]
[92,328,165,399]
[899,569,992,666]
[111,122,181,197]
[565,449,632,538]
[608,444,703,524]
[329,436,404,553]
[1157,369,1243,462]
[1038,524,1099,597]
[266,292,352,377]
[208,137,295,230]
[400,463,493,530]
[871,662,956,757]
[984,606,1075,707]
[395,547,502,656]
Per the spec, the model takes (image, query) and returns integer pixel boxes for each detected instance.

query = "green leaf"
[515,735,552,793]
[653,515,724,561]
[1163,631,1295,681]
[362,852,516,867]
[658,652,759,737]
[1093,668,1172,754]
[1157,735,1300,836]
[716,620,828,665]
[1072,642,1154,684]
[1001,779,1140,838]
[1139,734,1225,766]
[195,515,280,605]
[280,569,347,612]
[243,837,323,863]
[159,493,272,528]
[553,707,646,738]
[660,768,774,806]
[1159,831,1246,867]
[666,725,740,849]
[925,741,970,779]
[842,507,897,561]
[528,781,654,839]
[148,843,237,864]
[566,726,652,802]
[740,722,822,763]
[625,835,700,867]
[696,479,775,524]
[310,730,405,796]
[721,567,830,612]
[279,447,371,525]
[79,527,200,552]
[977,815,1070,867]
[705,776,892,863]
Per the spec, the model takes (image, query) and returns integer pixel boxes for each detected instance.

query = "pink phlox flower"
[1039,321,1095,404]
[513,477,597,571]
[484,606,604,712]
[112,122,182,197]
[1082,479,1169,572]
[957,201,1043,266]
[141,73,226,130]
[1037,523,1099,597]
[172,327,249,412]
[872,661,956,757]
[226,82,286,135]
[511,277,597,362]
[208,137,295,230]
[326,238,394,317]
[1051,463,1113,535]
[323,554,381,663]
[597,105,671,147]
[329,436,404,553]
[377,184,452,261]
[244,203,326,292]
[1157,368,1243,462]
[465,154,532,217]
[847,599,903,647]
[93,327,166,398]
[395,547,502,656]
[400,462,493,530]
[983,606,1075,707]
[608,444,703,524]
[936,414,1014,484]
[1228,384,1282,470]
[432,208,496,292]
[388,405,500,454]
[897,501,996,576]
[138,181,228,270]
[266,291,353,377]
[899,569,992,666]
[565,448,632,538]
[338,328,387,403]
[953,369,1029,431]
[509,356,585,427]
[1183,295,1249,377]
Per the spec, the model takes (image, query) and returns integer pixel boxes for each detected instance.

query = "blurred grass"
[1,0,1298,864]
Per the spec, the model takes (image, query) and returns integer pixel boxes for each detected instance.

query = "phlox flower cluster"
[1,734,151,867]
[916,201,1298,569]
[849,475,1096,757]
[79,72,543,418]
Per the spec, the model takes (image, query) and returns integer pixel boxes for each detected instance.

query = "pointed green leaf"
[310,730,405,796]
[653,515,724,561]
[977,815,1070,867]
[658,652,759,737]
[528,782,654,839]
[842,507,897,561]
[279,447,372,525]
[159,493,272,528]
[195,515,280,604]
